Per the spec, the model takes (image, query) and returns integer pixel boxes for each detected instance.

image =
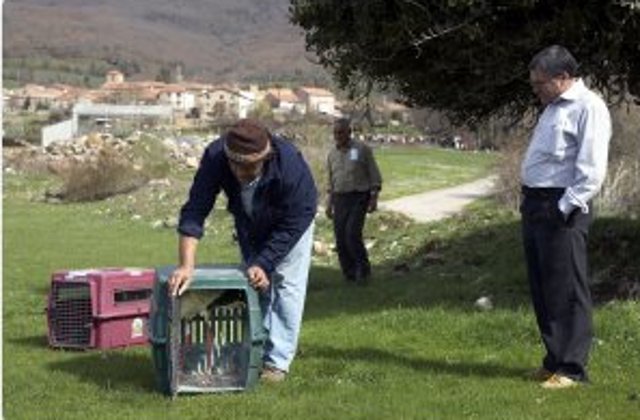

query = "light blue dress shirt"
[521,79,612,215]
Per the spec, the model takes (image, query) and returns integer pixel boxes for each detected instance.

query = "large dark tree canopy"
[290,0,640,124]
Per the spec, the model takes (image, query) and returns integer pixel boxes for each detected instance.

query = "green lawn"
[3,155,640,419]
[374,146,497,200]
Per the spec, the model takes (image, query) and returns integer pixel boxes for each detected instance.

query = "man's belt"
[521,185,565,199]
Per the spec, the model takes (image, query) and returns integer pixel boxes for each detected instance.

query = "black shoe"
[343,272,356,282]
[354,269,371,286]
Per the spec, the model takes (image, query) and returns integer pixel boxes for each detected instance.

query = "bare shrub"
[2,146,51,175]
[300,145,331,205]
[128,134,171,179]
[279,122,332,204]
[595,103,640,217]
[57,147,149,202]
[597,158,640,218]
[493,131,528,212]
[48,133,172,202]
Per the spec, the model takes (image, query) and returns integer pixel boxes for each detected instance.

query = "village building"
[296,86,335,115]
[5,69,347,146]
[379,99,412,124]
[237,84,260,119]
[8,84,76,111]
[157,85,197,114]
[41,103,174,146]
[194,85,248,120]
[264,87,306,115]
[100,70,166,105]
[105,69,125,84]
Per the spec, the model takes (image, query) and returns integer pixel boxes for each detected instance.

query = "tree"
[156,66,172,84]
[290,0,640,124]
[249,99,275,121]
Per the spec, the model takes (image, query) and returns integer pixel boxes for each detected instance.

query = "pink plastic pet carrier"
[46,268,155,349]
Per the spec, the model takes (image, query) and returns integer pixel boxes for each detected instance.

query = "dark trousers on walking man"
[333,191,371,283]
[521,188,593,382]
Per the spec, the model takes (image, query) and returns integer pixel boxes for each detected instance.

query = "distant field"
[373,146,497,200]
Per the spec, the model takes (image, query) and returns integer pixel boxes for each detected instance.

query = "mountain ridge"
[3,0,325,84]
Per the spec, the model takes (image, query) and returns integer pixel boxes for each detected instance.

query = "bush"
[2,112,50,146]
[598,159,640,218]
[277,122,332,204]
[57,147,149,202]
[52,133,173,202]
[493,135,527,212]
[596,104,640,218]
[129,134,172,179]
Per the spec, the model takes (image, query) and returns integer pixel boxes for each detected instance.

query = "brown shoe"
[260,366,287,383]
[527,367,554,382]
[541,374,579,389]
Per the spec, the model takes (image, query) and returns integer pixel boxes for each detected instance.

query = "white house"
[195,85,244,119]
[237,85,259,119]
[264,88,306,114]
[297,87,336,115]
[158,85,197,113]
[105,69,125,84]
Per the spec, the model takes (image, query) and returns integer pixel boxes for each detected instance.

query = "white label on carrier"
[131,317,144,338]
[65,269,98,280]
[349,147,359,161]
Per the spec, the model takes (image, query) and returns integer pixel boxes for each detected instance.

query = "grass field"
[3,147,640,419]
[373,146,496,200]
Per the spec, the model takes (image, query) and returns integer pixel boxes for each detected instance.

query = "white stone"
[474,296,493,311]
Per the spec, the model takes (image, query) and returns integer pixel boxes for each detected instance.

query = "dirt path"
[378,176,498,223]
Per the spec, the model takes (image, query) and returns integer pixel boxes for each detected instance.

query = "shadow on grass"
[9,334,50,349]
[306,212,640,321]
[306,211,529,320]
[306,344,528,379]
[8,335,158,392]
[8,334,159,394]
[47,350,158,393]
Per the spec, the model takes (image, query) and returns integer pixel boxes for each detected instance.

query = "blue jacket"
[178,135,318,274]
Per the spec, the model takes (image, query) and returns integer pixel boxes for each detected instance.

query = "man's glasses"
[530,74,568,87]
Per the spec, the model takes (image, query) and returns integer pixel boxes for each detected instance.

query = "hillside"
[2,0,327,85]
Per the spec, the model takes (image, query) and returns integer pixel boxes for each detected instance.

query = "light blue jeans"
[260,222,314,373]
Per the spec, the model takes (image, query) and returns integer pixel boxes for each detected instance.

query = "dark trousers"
[520,188,593,382]
[333,191,371,280]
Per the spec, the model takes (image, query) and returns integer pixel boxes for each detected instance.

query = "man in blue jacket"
[169,118,317,382]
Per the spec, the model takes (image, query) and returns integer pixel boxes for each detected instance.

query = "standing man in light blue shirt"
[520,45,611,389]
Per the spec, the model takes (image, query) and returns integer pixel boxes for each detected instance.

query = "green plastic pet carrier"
[150,265,265,396]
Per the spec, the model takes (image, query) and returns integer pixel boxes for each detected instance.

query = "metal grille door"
[49,282,92,347]
[171,296,250,393]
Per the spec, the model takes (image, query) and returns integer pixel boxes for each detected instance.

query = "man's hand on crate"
[169,266,194,296]
[247,265,269,291]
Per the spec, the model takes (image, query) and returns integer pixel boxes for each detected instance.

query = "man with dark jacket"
[169,119,317,382]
